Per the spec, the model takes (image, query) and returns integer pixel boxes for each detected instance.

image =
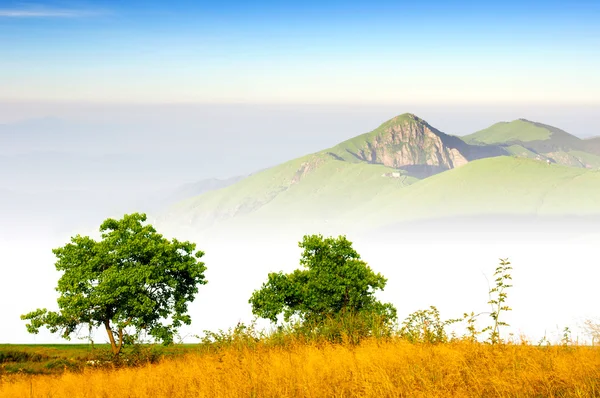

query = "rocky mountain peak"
[329,113,475,177]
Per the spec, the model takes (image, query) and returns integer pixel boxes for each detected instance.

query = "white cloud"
[0,8,99,18]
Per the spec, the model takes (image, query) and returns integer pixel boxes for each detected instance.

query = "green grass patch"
[0,344,199,375]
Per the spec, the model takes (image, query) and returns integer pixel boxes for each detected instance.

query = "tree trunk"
[104,319,121,356]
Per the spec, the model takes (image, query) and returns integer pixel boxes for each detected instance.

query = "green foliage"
[0,344,192,375]
[115,344,166,366]
[0,350,47,363]
[249,235,396,335]
[199,322,262,351]
[399,306,459,344]
[43,358,80,372]
[482,258,512,344]
[21,213,207,355]
[294,310,397,344]
[461,311,484,342]
[0,345,93,375]
[537,333,551,347]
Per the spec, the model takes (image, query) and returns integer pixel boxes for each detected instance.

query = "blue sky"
[0,0,599,104]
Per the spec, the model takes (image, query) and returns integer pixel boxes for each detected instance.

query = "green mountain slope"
[356,156,600,228]
[166,155,600,236]
[164,113,512,230]
[165,151,419,230]
[463,119,600,169]
[463,119,582,150]
[463,119,553,144]
[163,115,600,236]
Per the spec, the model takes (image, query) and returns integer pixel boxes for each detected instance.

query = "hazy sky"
[0,0,599,104]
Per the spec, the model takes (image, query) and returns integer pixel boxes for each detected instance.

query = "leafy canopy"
[249,234,396,325]
[21,213,207,354]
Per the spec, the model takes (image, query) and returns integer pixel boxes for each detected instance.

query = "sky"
[0,0,599,104]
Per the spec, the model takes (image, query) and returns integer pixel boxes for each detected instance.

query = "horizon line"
[0,99,598,107]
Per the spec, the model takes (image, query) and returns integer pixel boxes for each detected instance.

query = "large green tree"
[21,213,207,355]
[249,234,396,326]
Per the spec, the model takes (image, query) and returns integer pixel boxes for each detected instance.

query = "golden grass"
[1,339,599,397]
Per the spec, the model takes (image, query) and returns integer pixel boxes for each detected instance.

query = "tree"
[21,213,207,355]
[249,235,396,327]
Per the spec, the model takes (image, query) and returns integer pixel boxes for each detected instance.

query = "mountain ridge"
[325,113,506,177]
[584,136,600,156]
[463,118,600,169]
[160,113,600,236]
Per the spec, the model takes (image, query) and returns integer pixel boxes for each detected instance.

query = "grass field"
[0,344,98,375]
[1,339,599,397]
[0,344,194,376]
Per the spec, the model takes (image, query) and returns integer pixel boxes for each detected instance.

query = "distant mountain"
[164,150,420,232]
[162,113,600,236]
[463,119,581,149]
[463,119,600,169]
[171,176,246,201]
[584,136,600,156]
[137,176,246,213]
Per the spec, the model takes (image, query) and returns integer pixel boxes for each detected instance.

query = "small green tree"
[21,213,207,355]
[249,235,396,333]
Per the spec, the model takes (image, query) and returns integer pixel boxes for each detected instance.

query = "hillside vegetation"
[464,119,553,144]
[166,151,418,231]
[162,114,600,235]
[357,156,600,227]
[166,155,600,235]
[464,119,600,168]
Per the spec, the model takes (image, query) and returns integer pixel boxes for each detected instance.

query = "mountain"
[353,156,600,227]
[164,113,460,229]
[165,151,420,232]
[463,119,600,169]
[162,113,600,237]
[326,113,506,178]
[463,119,581,149]
[170,176,246,202]
[584,136,600,156]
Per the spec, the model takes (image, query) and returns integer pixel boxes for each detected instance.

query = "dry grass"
[1,339,599,397]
